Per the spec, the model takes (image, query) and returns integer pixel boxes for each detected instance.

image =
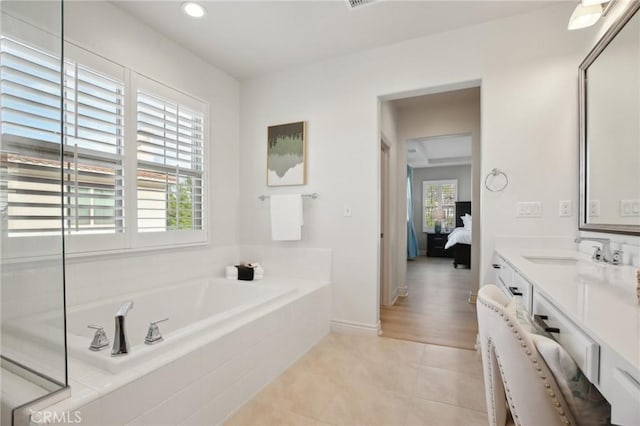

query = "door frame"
[380,138,392,307]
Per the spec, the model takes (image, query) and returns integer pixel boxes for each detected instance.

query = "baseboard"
[331,319,381,336]
[390,287,399,305]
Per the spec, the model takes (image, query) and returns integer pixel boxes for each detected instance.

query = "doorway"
[379,85,481,350]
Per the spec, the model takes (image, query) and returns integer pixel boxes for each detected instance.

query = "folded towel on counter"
[225,264,264,281]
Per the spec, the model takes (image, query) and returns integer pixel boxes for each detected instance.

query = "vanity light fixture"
[181,1,206,18]
[568,2,603,30]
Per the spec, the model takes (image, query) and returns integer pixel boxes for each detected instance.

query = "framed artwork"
[267,121,306,186]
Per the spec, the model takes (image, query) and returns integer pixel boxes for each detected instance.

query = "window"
[422,179,457,232]
[63,58,125,235]
[1,36,65,237]
[1,37,125,238]
[136,90,204,233]
[1,34,208,255]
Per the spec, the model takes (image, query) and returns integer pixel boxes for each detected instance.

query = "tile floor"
[225,333,488,426]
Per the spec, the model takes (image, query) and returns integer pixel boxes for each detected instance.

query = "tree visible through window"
[422,179,457,232]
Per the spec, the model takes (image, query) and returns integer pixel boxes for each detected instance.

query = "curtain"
[407,166,420,259]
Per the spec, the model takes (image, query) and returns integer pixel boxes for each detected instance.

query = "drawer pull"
[534,314,560,334]
[508,286,523,296]
[492,263,502,269]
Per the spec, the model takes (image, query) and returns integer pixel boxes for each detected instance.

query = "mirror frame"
[579,1,640,236]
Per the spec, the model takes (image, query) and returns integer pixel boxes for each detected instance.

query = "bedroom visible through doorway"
[379,86,480,350]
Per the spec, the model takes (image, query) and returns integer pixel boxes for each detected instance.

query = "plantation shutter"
[136,90,204,232]
[422,180,458,232]
[1,36,63,236]
[0,36,125,237]
[63,59,125,235]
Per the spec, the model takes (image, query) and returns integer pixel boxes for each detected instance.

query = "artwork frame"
[267,121,306,186]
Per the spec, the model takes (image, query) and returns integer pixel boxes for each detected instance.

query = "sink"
[523,256,579,265]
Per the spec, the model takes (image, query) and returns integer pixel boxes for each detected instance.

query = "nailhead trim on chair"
[478,297,573,426]
[485,338,500,426]
[494,350,521,425]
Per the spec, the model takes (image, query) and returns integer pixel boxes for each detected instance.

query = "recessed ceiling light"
[182,2,206,18]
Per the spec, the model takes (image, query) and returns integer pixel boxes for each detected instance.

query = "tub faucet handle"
[88,325,109,351]
[145,318,169,345]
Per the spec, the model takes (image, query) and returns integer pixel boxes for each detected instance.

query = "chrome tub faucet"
[112,301,134,356]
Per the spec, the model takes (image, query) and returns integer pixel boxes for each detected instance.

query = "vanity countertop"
[495,248,640,375]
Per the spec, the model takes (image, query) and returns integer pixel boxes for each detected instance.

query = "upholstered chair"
[477,285,576,426]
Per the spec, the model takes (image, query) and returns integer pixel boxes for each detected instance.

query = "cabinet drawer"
[512,273,532,313]
[610,368,640,425]
[498,262,514,288]
[532,292,600,384]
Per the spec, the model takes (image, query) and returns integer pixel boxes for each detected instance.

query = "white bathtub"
[66,278,297,373]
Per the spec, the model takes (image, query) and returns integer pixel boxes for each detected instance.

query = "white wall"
[239,3,600,330]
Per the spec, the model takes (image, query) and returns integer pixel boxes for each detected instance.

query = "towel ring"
[484,168,509,192]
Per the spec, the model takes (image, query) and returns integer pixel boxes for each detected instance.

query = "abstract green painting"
[267,121,306,186]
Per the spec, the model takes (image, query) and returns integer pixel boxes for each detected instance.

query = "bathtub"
[65,278,297,373]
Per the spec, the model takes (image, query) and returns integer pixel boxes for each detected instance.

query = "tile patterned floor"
[225,333,488,426]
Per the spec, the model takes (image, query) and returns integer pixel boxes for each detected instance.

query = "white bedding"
[445,227,472,249]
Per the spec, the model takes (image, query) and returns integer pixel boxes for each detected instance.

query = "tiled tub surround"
[34,278,331,426]
[66,279,297,373]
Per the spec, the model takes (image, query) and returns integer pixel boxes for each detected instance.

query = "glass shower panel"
[0,1,68,424]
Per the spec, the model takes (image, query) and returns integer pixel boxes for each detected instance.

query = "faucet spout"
[112,301,134,356]
[575,237,612,262]
[116,300,134,317]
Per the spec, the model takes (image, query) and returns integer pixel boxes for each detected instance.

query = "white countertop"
[495,248,640,375]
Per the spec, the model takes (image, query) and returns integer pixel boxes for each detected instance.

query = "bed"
[444,201,471,268]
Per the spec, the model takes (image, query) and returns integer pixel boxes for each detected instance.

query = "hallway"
[380,257,478,350]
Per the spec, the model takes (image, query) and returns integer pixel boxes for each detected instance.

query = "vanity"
[486,3,640,423]
[491,249,640,425]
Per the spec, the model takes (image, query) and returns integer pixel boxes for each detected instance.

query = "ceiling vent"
[346,0,377,10]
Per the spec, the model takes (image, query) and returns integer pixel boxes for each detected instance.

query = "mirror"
[579,2,640,235]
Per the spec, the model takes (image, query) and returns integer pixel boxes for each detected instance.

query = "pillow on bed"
[461,214,472,231]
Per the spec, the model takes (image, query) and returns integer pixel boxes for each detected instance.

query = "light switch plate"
[516,202,542,218]
[559,200,572,217]
[620,199,640,217]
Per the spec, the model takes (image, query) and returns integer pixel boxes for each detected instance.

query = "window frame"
[422,179,458,233]
[0,29,210,259]
[129,72,208,249]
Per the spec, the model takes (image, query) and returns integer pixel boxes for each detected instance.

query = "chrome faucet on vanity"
[574,237,612,263]
[112,301,134,356]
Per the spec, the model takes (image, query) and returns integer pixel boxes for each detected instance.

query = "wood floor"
[380,256,478,350]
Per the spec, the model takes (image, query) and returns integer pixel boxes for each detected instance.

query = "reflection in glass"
[1,0,68,423]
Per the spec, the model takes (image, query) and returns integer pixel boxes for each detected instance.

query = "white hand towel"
[270,194,303,241]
